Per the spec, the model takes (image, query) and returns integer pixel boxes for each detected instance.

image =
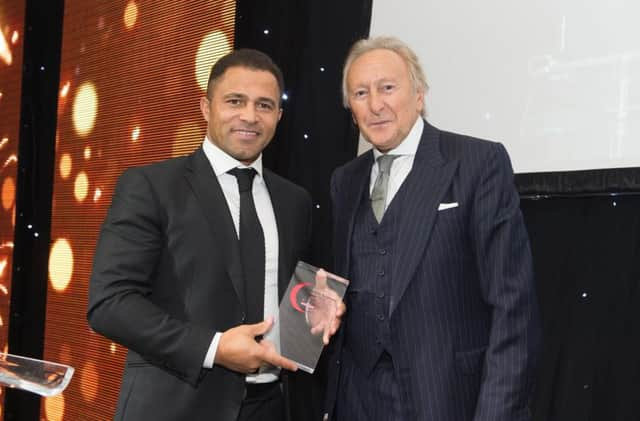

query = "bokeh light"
[2,155,17,170]
[84,146,91,160]
[80,361,99,402]
[44,394,66,421]
[93,188,102,203]
[72,82,98,137]
[49,238,73,292]
[195,31,232,92]
[74,171,89,202]
[0,30,12,65]
[59,153,72,179]
[59,344,72,364]
[124,1,138,29]
[60,81,71,98]
[131,126,141,142]
[1,177,15,210]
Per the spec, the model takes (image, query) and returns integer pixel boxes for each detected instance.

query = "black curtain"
[522,194,640,421]
[5,1,64,419]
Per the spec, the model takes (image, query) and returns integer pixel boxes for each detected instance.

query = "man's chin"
[364,137,396,153]
[232,151,260,165]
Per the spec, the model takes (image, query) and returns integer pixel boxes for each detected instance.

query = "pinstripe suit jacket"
[325,121,540,421]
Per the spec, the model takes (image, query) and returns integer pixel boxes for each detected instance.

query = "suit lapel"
[183,148,245,312]
[262,170,292,301]
[339,153,374,277]
[390,122,459,316]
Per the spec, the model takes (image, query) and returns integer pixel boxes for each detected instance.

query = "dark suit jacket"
[88,147,312,420]
[325,121,540,421]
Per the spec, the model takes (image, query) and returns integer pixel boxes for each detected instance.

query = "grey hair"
[342,36,429,117]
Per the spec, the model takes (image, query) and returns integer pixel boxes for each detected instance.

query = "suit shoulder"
[130,154,191,175]
[438,130,506,162]
[264,169,311,200]
[332,150,372,180]
[118,153,193,184]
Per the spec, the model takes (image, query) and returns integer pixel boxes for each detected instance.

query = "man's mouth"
[368,120,391,128]
[232,128,260,137]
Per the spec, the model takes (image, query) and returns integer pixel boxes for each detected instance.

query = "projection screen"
[369,0,640,173]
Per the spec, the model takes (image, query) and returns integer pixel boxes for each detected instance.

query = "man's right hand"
[214,317,298,374]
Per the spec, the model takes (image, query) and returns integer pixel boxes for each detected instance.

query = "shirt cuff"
[203,332,222,368]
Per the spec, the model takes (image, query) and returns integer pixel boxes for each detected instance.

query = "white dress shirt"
[201,138,280,383]
[369,117,424,207]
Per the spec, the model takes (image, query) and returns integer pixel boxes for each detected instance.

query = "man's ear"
[416,88,425,115]
[199,97,210,122]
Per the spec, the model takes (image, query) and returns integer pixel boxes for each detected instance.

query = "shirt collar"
[372,117,424,160]
[202,137,264,177]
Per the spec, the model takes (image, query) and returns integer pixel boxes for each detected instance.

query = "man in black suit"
[88,49,313,420]
[324,36,540,421]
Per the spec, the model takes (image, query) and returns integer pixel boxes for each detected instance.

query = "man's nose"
[368,92,385,113]
[240,105,258,123]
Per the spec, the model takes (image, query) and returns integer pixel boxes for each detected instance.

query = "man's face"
[346,49,424,152]
[200,66,282,164]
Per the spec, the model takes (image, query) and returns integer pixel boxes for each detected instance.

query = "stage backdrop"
[0,0,24,418]
[368,0,640,174]
[43,1,234,419]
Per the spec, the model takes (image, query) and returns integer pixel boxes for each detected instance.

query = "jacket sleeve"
[470,143,541,421]
[87,168,214,386]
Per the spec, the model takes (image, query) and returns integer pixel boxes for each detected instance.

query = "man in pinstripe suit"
[324,36,540,421]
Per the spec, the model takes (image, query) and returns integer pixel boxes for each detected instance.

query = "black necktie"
[228,168,265,324]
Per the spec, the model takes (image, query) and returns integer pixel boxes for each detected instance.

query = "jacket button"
[336,359,341,365]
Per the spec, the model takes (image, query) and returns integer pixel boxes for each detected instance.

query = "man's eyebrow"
[223,92,248,99]
[222,93,277,106]
[351,77,396,88]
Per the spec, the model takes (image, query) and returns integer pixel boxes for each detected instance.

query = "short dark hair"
[206,48,285,101]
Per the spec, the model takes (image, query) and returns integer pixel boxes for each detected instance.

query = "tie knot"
[377,154,398,174]
[228,168,257,192]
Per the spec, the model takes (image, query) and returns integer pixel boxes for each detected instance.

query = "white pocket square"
[438,202,459,211]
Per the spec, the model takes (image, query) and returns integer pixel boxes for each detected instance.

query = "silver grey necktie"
[371,154,399,222]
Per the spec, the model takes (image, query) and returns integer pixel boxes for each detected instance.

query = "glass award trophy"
[0,353,74,396]
[279,262,349,373]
